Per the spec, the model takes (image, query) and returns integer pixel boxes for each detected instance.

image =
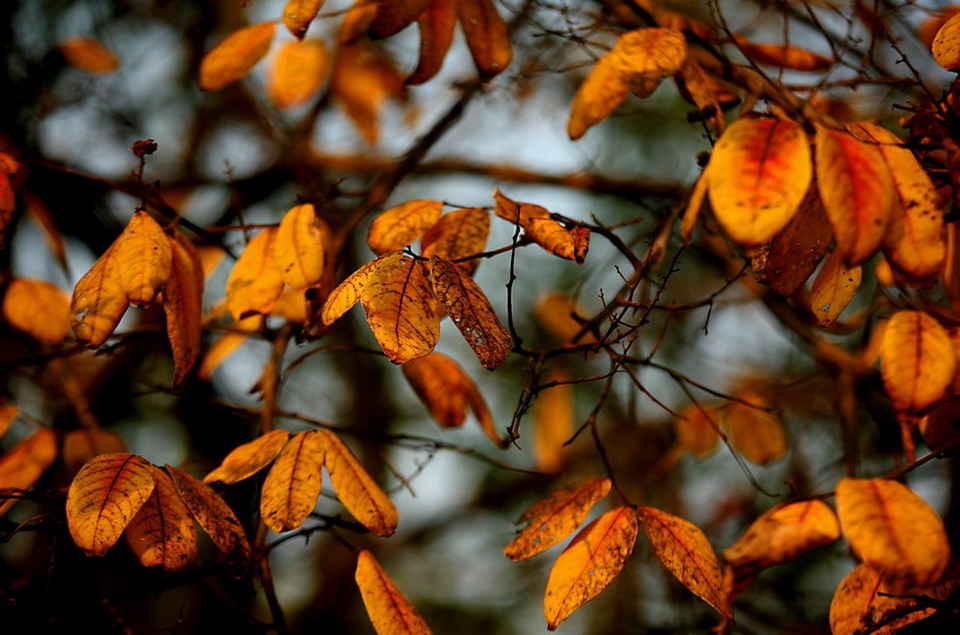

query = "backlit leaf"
[321,254,390,325]
[199,22,276,91]
[66,453,156,556]
[59,37,119,73]
[543,506,639,630]
[401,353,470,428]
[420,207,490,275]
[533,369,574,474]
[638,506,729,617]
[407,0,456,85]
[62,428,127,474]
[268,39,330,109]
[271,287,310,323]
[504,477,611,561]
[673,404,720,460]
[429,256,511,369]
[226,227,284,319]
[260,430,324,532]
[880,310,955,413]
[166,464,250,560]
[282,0,326,39]
[71,243,128,347]
[836,477,950,594]
[733,35,832,72]
[319,429,398,537]
[0,428,57,517]
[113,211,173,307]
[275,203,329,289]
[355,549,433,635]
[2,278,70,345]
[198,315,261,379]
[331,41,405,144]
[932,13,960,71]
[164,234,204,385]
[368,200,444,255]
[810,250,862,327]
[765,185,833,296]
[455,0,512,79]
[369,0,428,40]
[536,293,595,345]
[125,466,198,572]
[493,189,589,263]
[723,394,787,465]
[205,429,291,485]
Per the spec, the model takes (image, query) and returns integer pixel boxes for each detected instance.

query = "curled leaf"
[455,0,512,79]
[407,0,456,85]
[493,189,589,263]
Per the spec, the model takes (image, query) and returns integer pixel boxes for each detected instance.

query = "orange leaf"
[0,404,17,439]
[504,477,611,561]
[2,278,70,345]
[226,228,285,319]
[62,428,127,474]
[674,57,731,135]
[198,315,261,379]
[164,234,204,385]
[764,185,832,296]
[260,430,324,532]
[880,310,955,413]
[543,506,639,630]
[321,255,391,325]
[429,256,511,370]
[367,200,444,255]
[59,37,119,73]
[331,41,405,144]
[65,453,156,556]
[533,369,575,473]
[535,293,596,345]
[204,429,291,485]
[369,0,428,40]
[0,428,57,517]
[708,117,812,246]
[125,465,198,572]
[355,549,433,635]
[493,189,589,263]
[199,22,276,91]
[723,393,787,465]
[810,250,862,327]
[673,404,720,460]
[274,203,330,289]
[165,464,250,560]
[836,477,951,594]
[402,353,469,428]
[71,243,128,347]
[268,39,330,109]
[282,0,326,39]
[421,207,490,275]
[113,211,173,307]
[933,13,960,71]
[271,286,310,323]
[319,429,398,537]
[407,0,456,85]
[815,125,894,265]
[455,0,512,79]
[733,35,833,72]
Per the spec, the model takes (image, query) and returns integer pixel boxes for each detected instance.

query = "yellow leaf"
[62,428,127,474]
[164,234,204,385]
[815,125,894,265]
[420,207,490,275]
[71,243,128,347]
[493,189,589,263]
[199,22,276,91]
[455,0,512,79]
[198,315,262,379]
[124,465,198,572]
[113,211,173,307]
[535,292,595,345]
[368,200,444,255]
[638,506,729,617]
[268,39,330,109]
[732,34,833,72]
[260,430,324,532]
[321,254,391,325]
[533,369,574,474]
[429,256,511,370]
[0,428,57,517]
[274,203,329,289]
[504,477,611,561]
[282,0,326,39]
[2,278,71,345]
[723,394,787,465]
[543,506,639,630]
[271,287,310,323]
[65,453,156,556]
[708,117,812,246]
[319,429,398,537]
[355,549,433,635]
[205,429,291,485]
[361,254,440,364]
[880,310,956,413]
[59,37,119,73]
[226,227,285,319]
[836,477,951,594]
[166,464,250,560]
[407,0,456,85]
[764,185,833,296]
[673,404,720,460]
[810,250,862,327]
[369,0,428,40]
[932,13,960,71]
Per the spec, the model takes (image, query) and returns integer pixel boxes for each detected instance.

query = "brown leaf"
[420,207,490,275]
[274,203,329,289]
[765,185,832,296]
[407,0,456,85]
[260,430,324,532]
[493,189,589,263]
[0,404,17,439]
[0,428,58,518]
[164,234,204,385]
[674,57,731,135]
[880,310,956,413]
[355,549,433,635]
[369,0,428,40]
[166,464,250,560]
[455,0,512,79]
[198,22,276,91]
[205,429,291,485]
[268,39,330,109]
[125,466,198,572]
[810,250,862,327]
[59,37,119,73]
[2,278,71,345]
[113,211,173,307]
[226,227,285,319]
[282,0,326,39]
[733,35,833,72]
[367,200,444,255]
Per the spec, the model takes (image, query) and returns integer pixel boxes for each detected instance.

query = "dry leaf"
[62,428,127,474]
[282,0,326,39]
[260,430,324,532]
[733,35,833,72]
[723,394,787,465]
[0,428,57,517]
[198,315,261,379]
[880,310,956,413]
[764,185,833,296]
[331,41,405,144]
[2,278,71,345]
[455,0,512,79]
[166,464,250,560]
[368,200,444,255]
[59,37,119,73]
[199,22,276,91]
[369,0,428,40]
[811,250,862,327]
[113,211,173,307]
[407,0,456,85]
[933,13,960,71]
[71,243,128,347]
[355,549,433,635]
[533,369,574,474]
[226,228,284,319]
[674,57,732,135]
[420,207,490,275]
[493,189,589,263]
[164,234,204,385]
[125,465,198,572]
[275,203,329,289]
[673,404,720,460]
[205,429,291,485]
[268,39,330,109]
[321,254,393,325]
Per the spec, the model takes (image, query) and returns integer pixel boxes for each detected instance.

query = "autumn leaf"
[62,428,127,474]
[880,310,955,413]
[504,477,611,561]
[274,203,329,289]
[493,189,589,263]
[732,35,833,72]
[198,315,262,379]
[673,404,720,460]
[113,211,173,307]
[2,278,70,345]
[198,22,276,91]
[543,506,639,630]
[836,477,950,594]
[429,256,512,370]
[226,227,285,319]
[407,0,456,85]
[367,200,444,255]
[166,464,250,560]
[723,393,787,465]
[205,429,291,485]
[0,428,57,517]
[810,250,862,327]
[535,293,596,345]
[71,244,128,347]
[260,430,324,532]
[674,57,733,135]
[66,453,156,556]
[932,13,960,71]
[420,207,490,275]
[331,41,405,144]
[125,465,198,572]
[164,234,204,385]
[59,37,119,73]
[321,254,391,325]
[282,0,326,39]
[0,404,17,439]
[533,369,575,474]
[455,0,512,79]
[319,429,398,537]
[271,286,310,323]
[369,0,428,40]
[764,185,833,296]
[268,40,330,109]
[355,549,433,635]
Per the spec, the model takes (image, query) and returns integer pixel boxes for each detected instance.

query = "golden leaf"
[815,125,894,265]
[402,353,469,428]
[268,39,330,109]
[723,393,787,465]
[113,211,173,307]
[732,35,833,72]
[533,369,574,474]
[62,428,127,474]
[673,404,720,460]
[59,37,119,73]
[0,428,57,517]
[331,41,405,144]
[204,429,291,485]
[638,506,729,617]
[198,315,261,379]
[369,0,428,40]
[2,278,70,345]
[764,185,833,296]
[361,254,440,364]
[125,465,198,572]
[932,13,960,71]
[355,549,433,635]
[65,453,156,556]
[836,477,951,594]
[543,506,639,630]
[535,292,595,345]
[166,464,250,560]
[504,477,611,561]
[708,117,812,246]
[164,234,204,385]
[368,200,444,255]
[319,429,398,537]
[271,287,310,323]
[226,227,285,319]
[880,310,956,413]
[428,256,511,369]
[274,203,329,289]
[321,254,391,325]
[455,0,512,79]
[420,207,490,275]
[198,22,276,91]
[493,189,589,263]
[407,0,456,85]
[71,243,128,347]
[810,250,862,327]
[282,0,326,39]
[260,430,324,532]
